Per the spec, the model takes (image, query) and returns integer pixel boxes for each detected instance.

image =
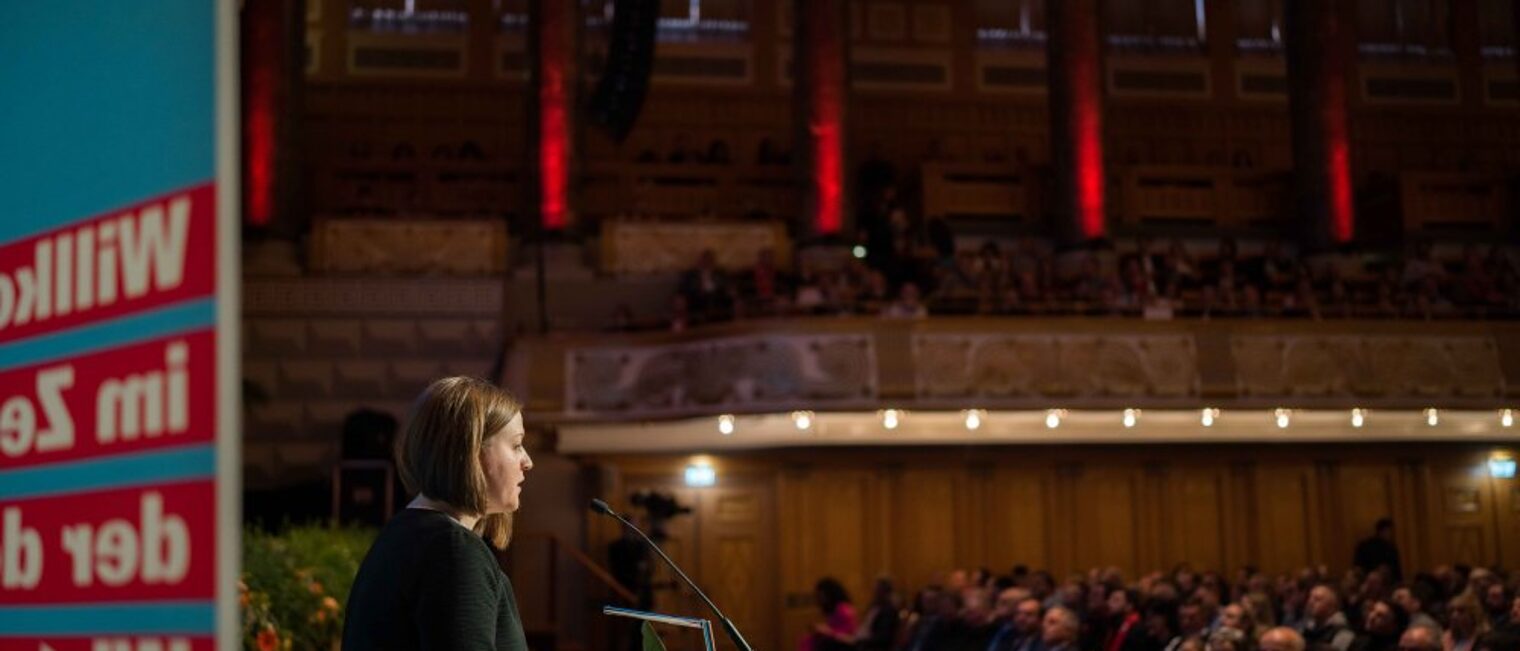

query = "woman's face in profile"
[480,412,532,513]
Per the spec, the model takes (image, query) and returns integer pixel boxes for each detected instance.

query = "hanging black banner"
[586,0,659,143]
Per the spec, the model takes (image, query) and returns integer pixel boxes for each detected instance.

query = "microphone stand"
[591,499,754,651]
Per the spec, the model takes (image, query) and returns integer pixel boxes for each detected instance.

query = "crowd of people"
[798,523,1520,651]
[625,235,1520,332]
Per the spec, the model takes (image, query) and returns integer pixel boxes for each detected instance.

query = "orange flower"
[307,580,324,595]
[322,596,339,611]
[257,625,279,651]
[239,592,250,608]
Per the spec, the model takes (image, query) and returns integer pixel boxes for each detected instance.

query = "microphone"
[590,498,754,651]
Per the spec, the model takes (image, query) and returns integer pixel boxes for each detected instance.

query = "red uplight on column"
[1049,0,1106,242]
[242,0,282,227]
[803,0,845,236]
[1323,44,1354,243]
[536,0,570,231]
[1073,59,1106,240]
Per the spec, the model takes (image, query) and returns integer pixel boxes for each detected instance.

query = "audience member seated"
[802,578,859,651]
[678,249,735,324]
[882,282,929,319]
[797,560,1520,651]
[736,248,795,317]
[618,230,1520,333]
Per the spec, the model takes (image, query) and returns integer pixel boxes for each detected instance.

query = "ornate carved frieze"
[913,333,1198,399]
[601,218,790,273]
[1230,334,1505,399]
[566,334,875,416]
[308,218,509,275]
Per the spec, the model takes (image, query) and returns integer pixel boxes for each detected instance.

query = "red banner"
[0,331,215,472]
[0,184,215,346]
[0,480,215,605]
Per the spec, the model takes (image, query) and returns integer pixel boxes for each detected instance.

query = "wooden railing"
[580,162,798,221]
[307,216,510,275]
[1401,172,1513,233]
[921,162,1037,222]
[599,217,791,274]
[1116,166,1290,229]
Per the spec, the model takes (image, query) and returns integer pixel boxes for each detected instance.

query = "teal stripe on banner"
[0,602,214,636]
[0,297,215,371]
[0,445,214,502]
[0,1,215,240]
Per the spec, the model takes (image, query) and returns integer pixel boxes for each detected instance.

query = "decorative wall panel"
[1231,335,1505,399]
[914,333,1198,399]
[566,334,876,416]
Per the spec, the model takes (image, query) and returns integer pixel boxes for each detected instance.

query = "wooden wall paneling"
[1495,473,1520,570]
[776,468,810,651]
[1419,462,1450,565]
[1314,462,1343,572]
[869,467,898,591]
[697,480,778,651]
[1163,466,1227,574]
[948,0,977,98]
[961,464,993,573]
[1136,464,1170,575]
[1221,462,1258,574]
[1430,464,1499,567]
[893,469,963,590]
[465,0,496,80]
[1049,464,1081,576]
[1395,461,1433,572]
[1252,464,1321,574]
[778,468,876,650]
[983,467,1052,574]
[1070,466,1142,574]
[1334,463,1398,570]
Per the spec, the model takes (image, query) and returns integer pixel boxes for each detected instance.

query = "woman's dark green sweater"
[343,509,528,650]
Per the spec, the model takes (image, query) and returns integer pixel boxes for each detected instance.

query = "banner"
[0,2,237,649]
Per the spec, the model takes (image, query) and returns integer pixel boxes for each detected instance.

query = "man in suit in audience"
[986,595,1044,651]
[1040,607,1081,651]
[1260,628,1307,651]
[1397,624,1442,651]
[1393,584,1441,631]
[1298,585,1361,651]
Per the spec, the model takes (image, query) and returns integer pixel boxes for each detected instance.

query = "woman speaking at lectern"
[344,376,534,650]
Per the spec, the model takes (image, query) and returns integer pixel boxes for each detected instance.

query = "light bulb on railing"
[964,409,984,431]
[1275,408,1292,429]
[1046,409,1063,429]
[1351,408,1366,428]
[718,414,735,435]
[881,409,902,430]
[1424,408,1439,427]
[792,410,813,431]
[1122,409,1140,428]
[1503,409,1515,428]
[1201,407,1219,427]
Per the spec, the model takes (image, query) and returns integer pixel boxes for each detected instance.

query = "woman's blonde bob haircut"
[396,376,522,548]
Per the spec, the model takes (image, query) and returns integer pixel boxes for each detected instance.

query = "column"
[1046,0,1107,245]
[796,0,848,237]
[241,0,302,233]
[1285,0,1356,249]
[530,0,575,233]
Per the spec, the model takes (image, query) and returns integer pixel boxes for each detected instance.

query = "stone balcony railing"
[511,317,1520,421]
